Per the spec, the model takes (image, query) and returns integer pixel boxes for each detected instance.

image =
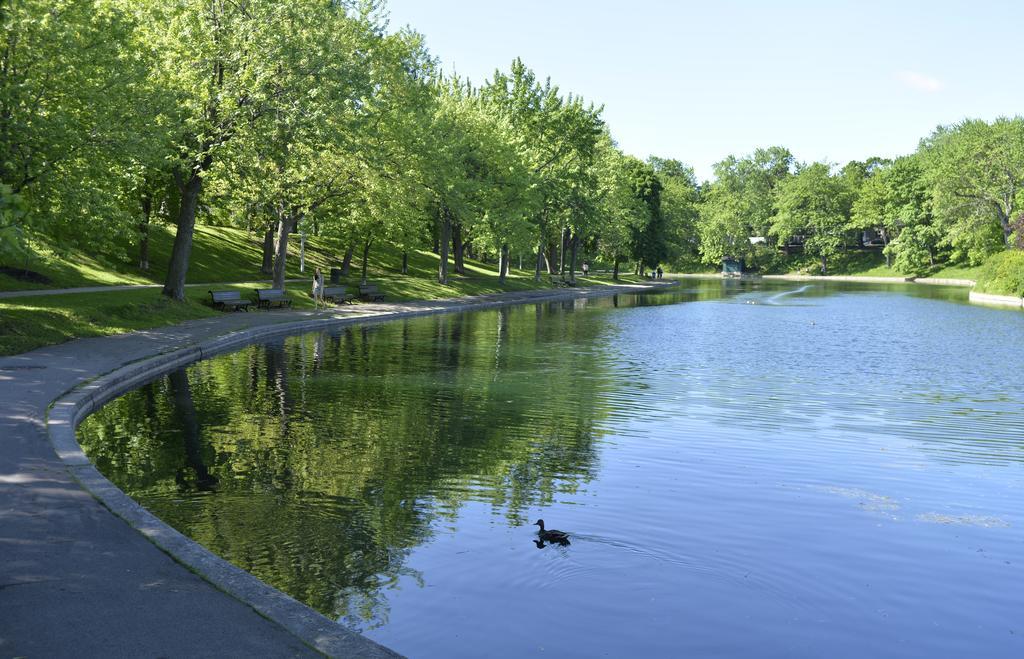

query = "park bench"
[208,290,252,312]
[254,288,292,309]
[320,285,355,304]
[358,283,386,302]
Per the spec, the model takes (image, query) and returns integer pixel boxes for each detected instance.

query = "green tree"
[923,117,1024,260]
[624,157,666,273]
[650,157,701,269]
[1,0,152,253]
[130,0,344,299]
[851,156,934,272]
[771,162,850,275]
[218,3,391,289]
[697,146,794,267]
[482,59,603,282]
[591,136,644,280]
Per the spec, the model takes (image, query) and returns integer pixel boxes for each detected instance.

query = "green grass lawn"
[0,226,644,355]
[778,249,899,277]
[0,288,223,355]
[0,224,347,291]
[925,263,984,281]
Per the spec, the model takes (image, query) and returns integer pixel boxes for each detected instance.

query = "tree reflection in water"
[79,300,612,627]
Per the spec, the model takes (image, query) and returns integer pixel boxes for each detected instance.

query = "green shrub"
[974,250,1024,297]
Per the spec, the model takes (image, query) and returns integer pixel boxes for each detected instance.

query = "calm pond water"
[79,280,1024,658]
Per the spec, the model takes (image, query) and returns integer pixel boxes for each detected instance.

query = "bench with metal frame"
[320,285,355,305]
[254,288,292,309]
[358,283,386,302]
[209,290,252,312]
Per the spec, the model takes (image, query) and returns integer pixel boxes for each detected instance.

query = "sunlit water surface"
[79,280,1024,658]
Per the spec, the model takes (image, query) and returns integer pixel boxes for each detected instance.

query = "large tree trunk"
[559,227,569,277]
[568,232,579,283]
[162,173,202,300]
[340,244,354,276]
[261,227,275,275]
[534,243,544,282]
[880,228,891,268]
[138,192,152,271]
[998,208,1013,246]
[546,242,557,275]
[360,239,372,285]
[613,255,621,281]
[498,243,509,284]
[272,213,295,290]
[438,208,451,285]
[453,222,464,274]
[820,254,828,276]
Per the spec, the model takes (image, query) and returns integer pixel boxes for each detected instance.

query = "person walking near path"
[657,266,663,279]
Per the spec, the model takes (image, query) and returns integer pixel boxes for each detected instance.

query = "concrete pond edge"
[44,282,675,658]
[674,272,977,287]
[968,290,1024,308]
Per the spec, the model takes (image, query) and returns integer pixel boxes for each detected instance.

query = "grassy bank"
[0,224,346,292]
[973,251,1024,297]
[774,249,983,281]
[0,227,642,355]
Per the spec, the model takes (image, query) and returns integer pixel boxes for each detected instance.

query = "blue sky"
[383,0,1024,181]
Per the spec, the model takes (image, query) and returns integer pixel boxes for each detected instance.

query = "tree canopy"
[2,1,1021,289]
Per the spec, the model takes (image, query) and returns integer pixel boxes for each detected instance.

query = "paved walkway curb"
[5,281,674,657]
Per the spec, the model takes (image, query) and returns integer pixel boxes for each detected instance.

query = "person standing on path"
[312,268,324,309]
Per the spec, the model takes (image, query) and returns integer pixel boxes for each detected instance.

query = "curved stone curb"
[44,282,674,658]
[968,290,1024,308]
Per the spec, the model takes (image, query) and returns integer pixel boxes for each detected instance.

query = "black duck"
[533,519,570,545]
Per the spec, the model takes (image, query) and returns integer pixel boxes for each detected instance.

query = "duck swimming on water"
[533,519,570,545]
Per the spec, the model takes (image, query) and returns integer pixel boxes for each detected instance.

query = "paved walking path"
[0,282,671,657]
[0,278,309,300]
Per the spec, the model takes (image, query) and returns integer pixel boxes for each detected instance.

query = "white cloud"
[896,70,944,93]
